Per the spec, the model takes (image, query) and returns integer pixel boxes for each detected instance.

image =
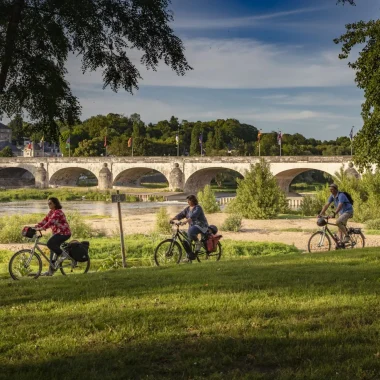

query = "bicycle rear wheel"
[308,232,331,253]
[9,250,42,280]
[197,242,222,262]
[154,239,182,266]
[347,232,365,249]
[59,257,90,275]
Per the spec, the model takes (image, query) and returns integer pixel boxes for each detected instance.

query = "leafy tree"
[0,0,192,140]
[74,137,104,157]
[228,160,288,219]
[334,0,380,170]
[8,114,23,144]
[0,145,12,157]
[197,185,220,213]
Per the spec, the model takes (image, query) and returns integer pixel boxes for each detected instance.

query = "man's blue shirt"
[328,192,353,214]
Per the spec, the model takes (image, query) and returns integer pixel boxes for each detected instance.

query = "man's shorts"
[336,212,353,226]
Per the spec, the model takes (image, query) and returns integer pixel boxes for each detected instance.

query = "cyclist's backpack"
[206,234,223,252]
[22,226,36,239]
[341,191,354,205]
[68,240,90,262]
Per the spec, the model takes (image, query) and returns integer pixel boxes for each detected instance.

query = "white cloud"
[66,38,355,90]
[172,6,327,29]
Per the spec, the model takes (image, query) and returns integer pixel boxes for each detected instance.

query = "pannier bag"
[206,234,222,252]
[67,240,90,262]
[22,226,36,239]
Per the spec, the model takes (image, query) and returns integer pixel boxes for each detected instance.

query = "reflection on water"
[0,200,188,217]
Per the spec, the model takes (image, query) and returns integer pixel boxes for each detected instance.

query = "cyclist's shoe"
[194,241,202,253]
[41,269,55,276]
[343,235,351,244]
[182,257,192,264]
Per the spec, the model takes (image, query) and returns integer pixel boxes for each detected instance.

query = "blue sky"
[66,0,379,140]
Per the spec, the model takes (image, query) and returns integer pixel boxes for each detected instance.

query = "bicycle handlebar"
[170,220,187,226]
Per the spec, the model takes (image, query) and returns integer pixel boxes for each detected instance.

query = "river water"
[0,200,189,218]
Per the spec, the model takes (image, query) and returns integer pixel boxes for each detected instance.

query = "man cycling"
[319,183,353,243]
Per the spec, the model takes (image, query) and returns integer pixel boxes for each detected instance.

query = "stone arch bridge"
[0,156,358,193]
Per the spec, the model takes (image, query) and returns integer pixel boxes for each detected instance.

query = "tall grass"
[0,212,99,243]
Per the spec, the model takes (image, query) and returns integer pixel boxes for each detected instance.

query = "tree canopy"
[0,0,191,140]
[334,0,380,170]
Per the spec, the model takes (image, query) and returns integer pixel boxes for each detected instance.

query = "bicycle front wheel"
[154,239,182,266]
[308,232,331,253]
[59,257,91,276]
[9,250,42,280]
[347,232,365,249]
[197,242,222,262]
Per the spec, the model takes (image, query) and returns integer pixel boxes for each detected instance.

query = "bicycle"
[154,221,222,266]
[9,230,91,280]
[308,215,365,253]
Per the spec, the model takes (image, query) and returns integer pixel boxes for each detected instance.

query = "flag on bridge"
[128,137,133,148]
[39,136,44,148]
[349,126,354,141]
[258,129,263,142]
[66,137,70,149]
[277,131,282,145]
[175,134,179,145]
[199,133,203,145]
[104,135,107,147]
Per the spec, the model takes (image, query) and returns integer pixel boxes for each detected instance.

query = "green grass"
[1,248,380,379]
[364,229,380,235]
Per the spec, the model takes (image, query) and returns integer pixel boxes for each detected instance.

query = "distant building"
[0,122,12,143]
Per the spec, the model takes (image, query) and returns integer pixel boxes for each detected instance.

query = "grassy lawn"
[1,248,380,379]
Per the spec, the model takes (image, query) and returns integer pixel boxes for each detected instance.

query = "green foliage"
[0,211,98,243]
[366,219,380,230]
[0,1,191,139]
[229,159,288,219]
[0,146,12,157]
[155,207,172,235]
[221,214,242,232]
[197,185,220,213]
[334,15,380,170]
[299,195,321,216]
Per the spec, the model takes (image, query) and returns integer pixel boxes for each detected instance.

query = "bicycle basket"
[317,218,327,227]
[22,226,36,239]
[67,240,90,262]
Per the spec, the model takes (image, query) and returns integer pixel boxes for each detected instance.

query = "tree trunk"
[0,0,25,93]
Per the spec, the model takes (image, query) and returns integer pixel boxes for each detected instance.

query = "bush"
[197,185,220,213]
[299,195,321,216]
[221,214,242,232]
[65,211,99,238]
[366,219,380,230]
[228,159,288,219]
[155,207,172,234]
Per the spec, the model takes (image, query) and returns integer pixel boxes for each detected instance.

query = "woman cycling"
[170,194,208,259]
[35,197,71,276]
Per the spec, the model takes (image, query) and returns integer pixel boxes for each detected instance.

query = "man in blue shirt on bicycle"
[319,183,354,243]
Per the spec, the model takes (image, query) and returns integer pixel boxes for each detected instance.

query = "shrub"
[221,214,242,232]
[197,184,220,213]
[299,195,321,216]
[155,207,172,234]
[228,159,288,219]
[366,219,380,230]
[65,211,98,238]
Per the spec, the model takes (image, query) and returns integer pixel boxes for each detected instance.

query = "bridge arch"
[275,168,337,193]
[113,167,169,187]
[49,167,99,187]
[0,167,35,188]
[184,167,244,193]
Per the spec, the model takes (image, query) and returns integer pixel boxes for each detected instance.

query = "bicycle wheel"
[59,257,90,275]
[347,232,365,249]
[9,250,42,280]
[308,232,331,253]
[154,239,182,266]
[197,242,222,262]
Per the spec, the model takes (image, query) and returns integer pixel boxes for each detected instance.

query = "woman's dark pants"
[47,234,71,263]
